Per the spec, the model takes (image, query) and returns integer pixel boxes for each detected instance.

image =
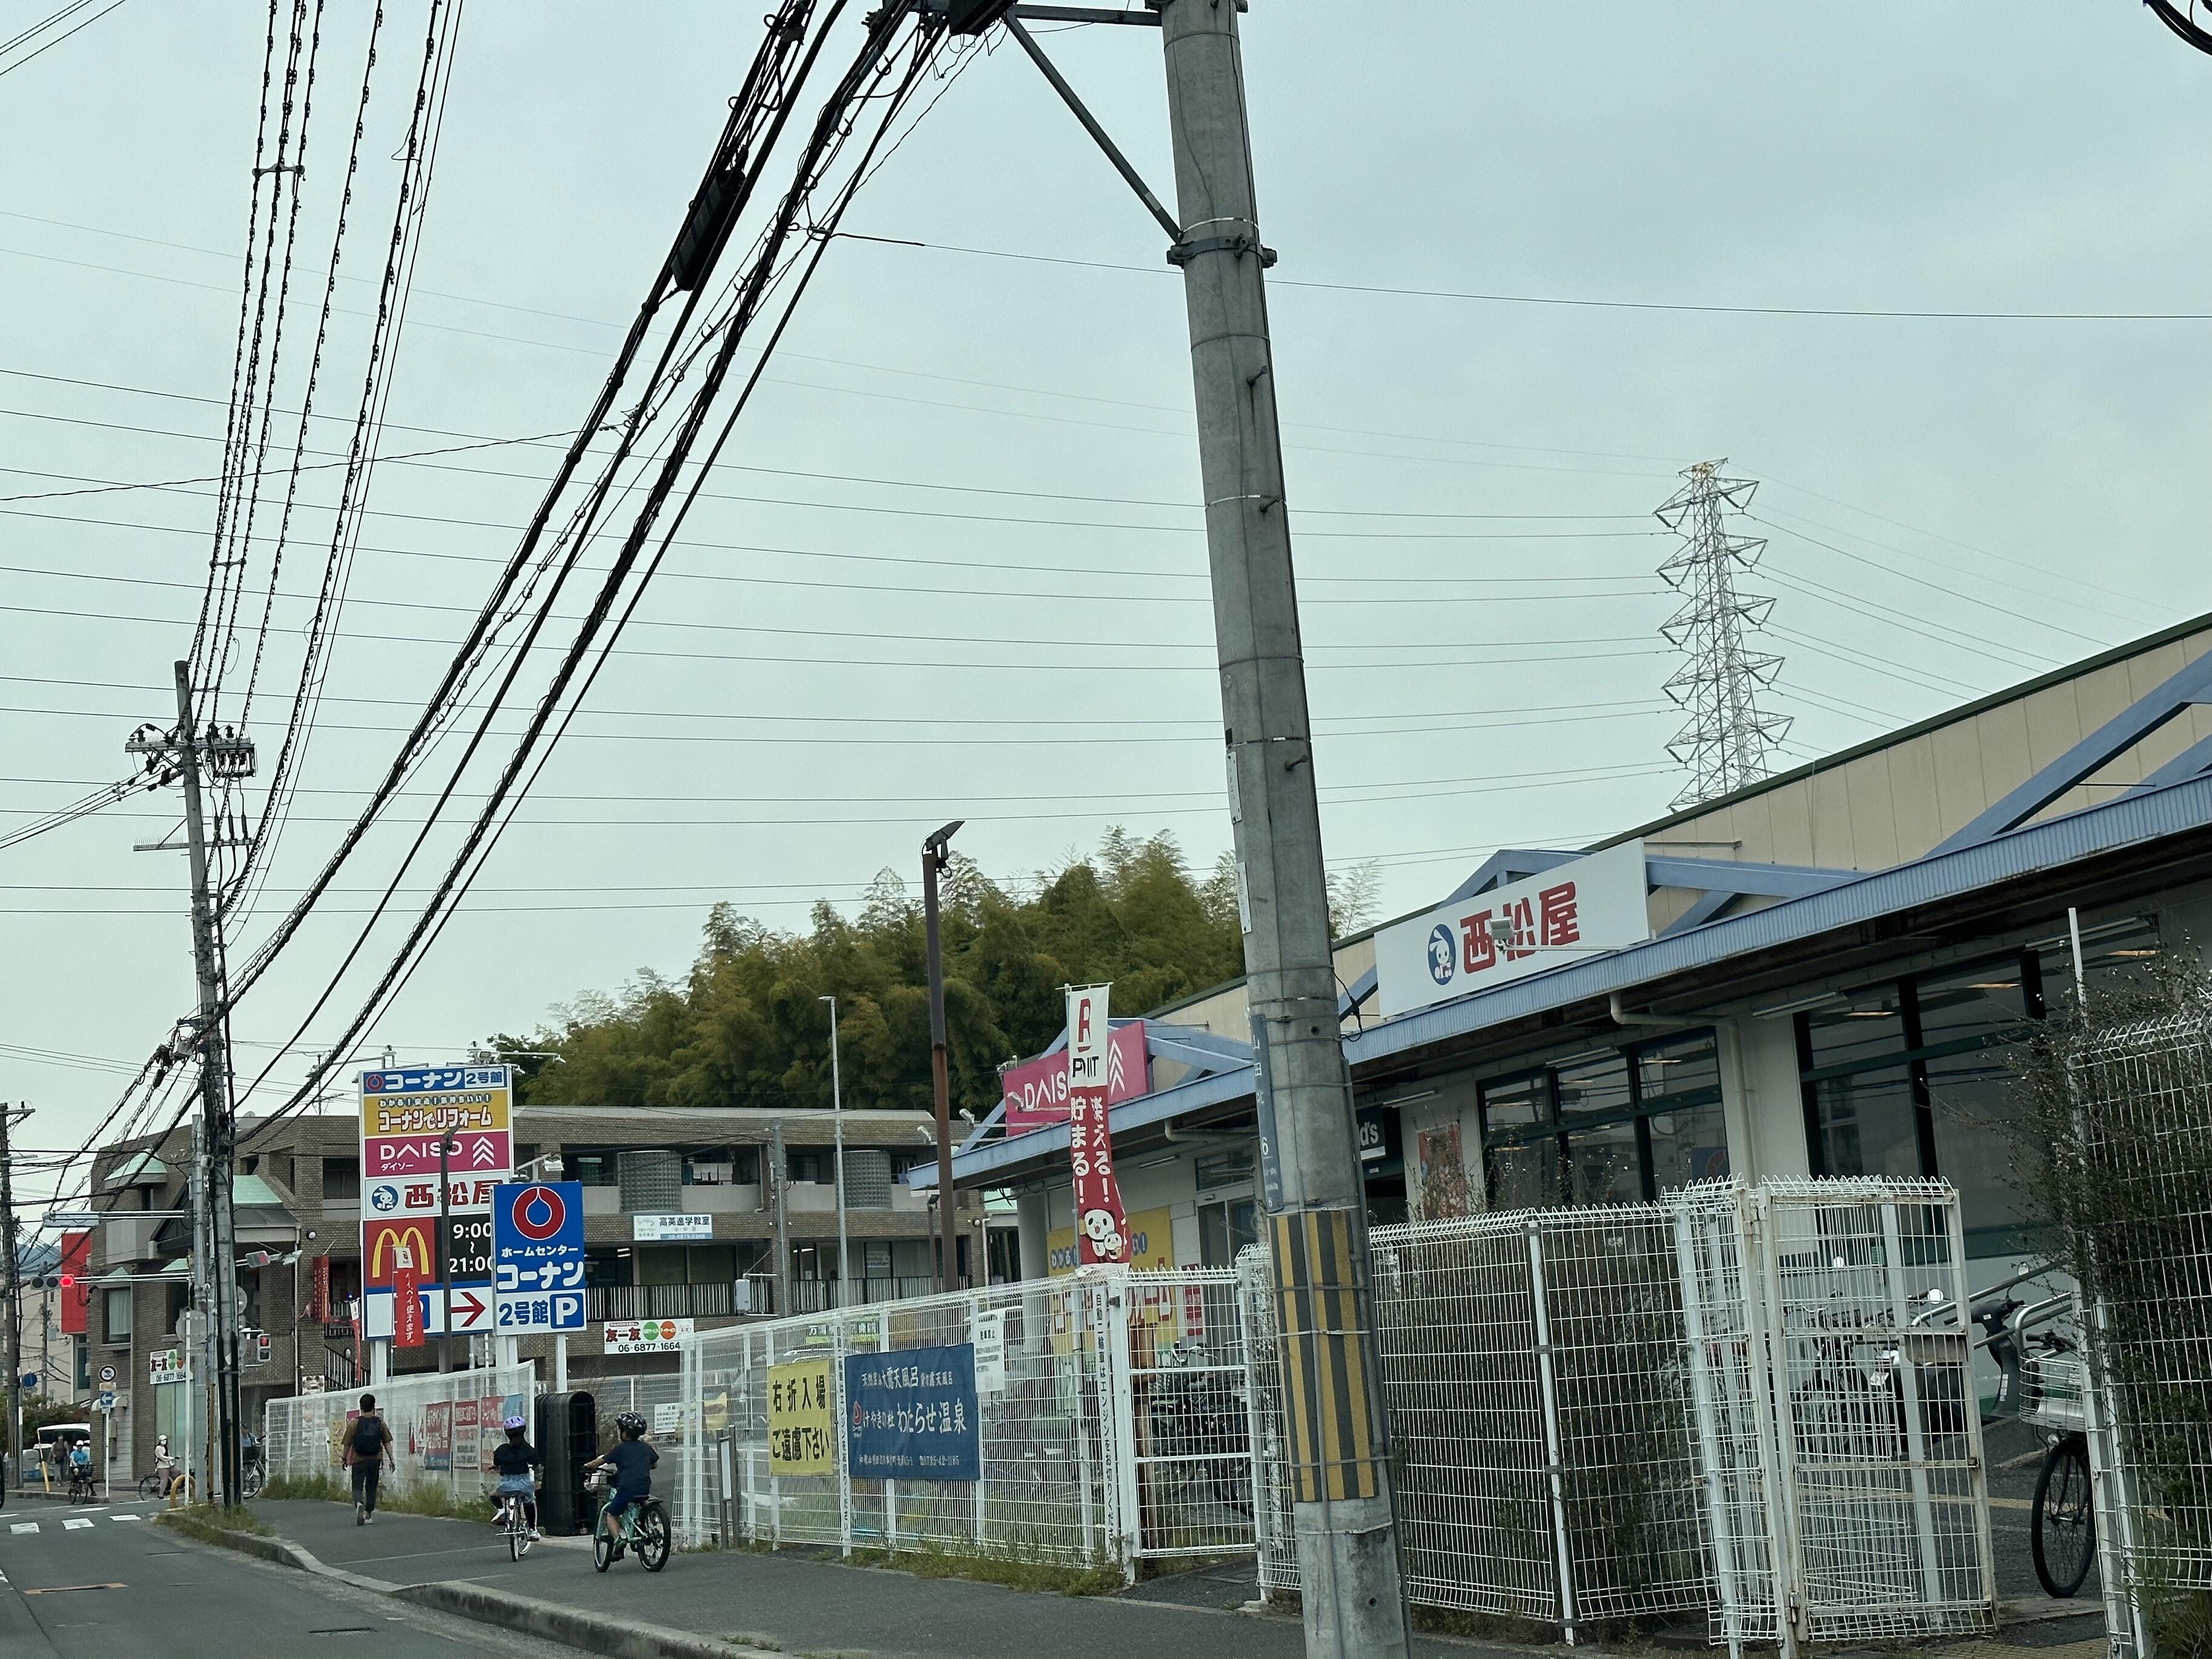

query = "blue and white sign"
[491,1180,586,1332]
[844,1343,980,1482]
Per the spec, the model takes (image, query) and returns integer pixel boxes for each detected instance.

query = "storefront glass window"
[1198,1197,1258,1267]
[1811,1065,1920,1180]
[1488,1137,1561,1211]
[1564,1119,1641,1206]
[1638,1033,1722,1100]
[1803,987,1908,1071]
[1925,1048,2034,1250]
[1555,1051,1632,1120]
[1648,1099,1730,1192]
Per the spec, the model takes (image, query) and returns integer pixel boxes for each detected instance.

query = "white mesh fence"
[1248,1178,1992,1651]
[264,1363,537,1509]
[674,1269,1250,1574]
[2058,1012,2212,1659]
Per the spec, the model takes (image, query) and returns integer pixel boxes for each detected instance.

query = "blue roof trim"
[1346,773,2212,1067]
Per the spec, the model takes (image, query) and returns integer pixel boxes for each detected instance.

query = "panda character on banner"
[1080,1206,1126,1264]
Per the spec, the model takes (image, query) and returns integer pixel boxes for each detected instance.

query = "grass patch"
[156,1504,273,1546]
[262,1474,347,1503]
[848,1541,1123,1597]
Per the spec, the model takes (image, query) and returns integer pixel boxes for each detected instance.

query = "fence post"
[1072,1277,1095,1564]
[969,1293,988,1551]
[1523,1218,1579,1646]
[880,1305,897,1551]
[1875,1204,1944,1608]
[1672,1203,1745,1659]
[1745,1191,1804,1659]
[1106,1272,1138,1583]
[2081,1288,2151,1659]
[681,1335,703,1549]
[1236,1254,1272,1590]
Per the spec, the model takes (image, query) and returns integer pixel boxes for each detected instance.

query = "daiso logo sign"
[1000,1022,1150,1134]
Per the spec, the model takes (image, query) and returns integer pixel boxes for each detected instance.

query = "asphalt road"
[0,1496,587,1659]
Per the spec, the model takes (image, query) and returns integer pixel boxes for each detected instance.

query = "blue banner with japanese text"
[844,1342,980,1482]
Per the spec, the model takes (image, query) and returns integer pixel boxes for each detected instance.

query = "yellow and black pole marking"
[1269,1206,1385,1503]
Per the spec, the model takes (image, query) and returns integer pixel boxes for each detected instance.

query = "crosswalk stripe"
[62,1518,95,1531]
[8,1522,36,1535]
[109,1513,141,1521]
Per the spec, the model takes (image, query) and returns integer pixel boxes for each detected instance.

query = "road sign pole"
[437,1132,452,1374]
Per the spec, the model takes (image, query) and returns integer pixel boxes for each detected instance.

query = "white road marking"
[8,1522,38,1535]
[62,1518,95,1531]
[108,1513,142,1521]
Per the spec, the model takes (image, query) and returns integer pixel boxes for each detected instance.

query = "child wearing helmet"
[490,1414,541,1539]
[583,1412,656,1553]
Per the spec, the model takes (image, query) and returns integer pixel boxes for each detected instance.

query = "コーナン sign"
[1372,841,1650,1019]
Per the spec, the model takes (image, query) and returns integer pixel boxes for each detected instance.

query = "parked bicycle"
[1144,1340,1254,1521]
[585,1469,669,1572]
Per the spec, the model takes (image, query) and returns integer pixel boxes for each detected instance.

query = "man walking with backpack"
[344,1394,394,1524]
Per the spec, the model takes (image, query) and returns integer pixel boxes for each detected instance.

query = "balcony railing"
[782,1274,960,1314]
[581,1274,962,1323]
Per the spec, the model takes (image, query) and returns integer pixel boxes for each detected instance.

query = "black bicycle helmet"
[616,1411,648,1437]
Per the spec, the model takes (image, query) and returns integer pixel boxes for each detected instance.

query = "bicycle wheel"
[138,1474,161,1500]
[508,1512,523,1563]
[2033,1437,2096,1598]
[592,1523,614,1572]
[636,1503,670,1572]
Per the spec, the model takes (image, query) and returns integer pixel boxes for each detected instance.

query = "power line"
[0,0,130,80]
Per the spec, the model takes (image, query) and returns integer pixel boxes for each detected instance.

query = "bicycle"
[1959,1275,2097,1600]
[65,1466,99,1504]
[586,1472,669,1573]
[493,1491,535,1562]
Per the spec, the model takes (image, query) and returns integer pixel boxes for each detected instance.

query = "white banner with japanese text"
[1066,983,1129,1266]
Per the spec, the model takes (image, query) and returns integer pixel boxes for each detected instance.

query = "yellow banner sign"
[767,1358,835,1476]
[1048,1204,1174,1275]
[357,1065,514,1140]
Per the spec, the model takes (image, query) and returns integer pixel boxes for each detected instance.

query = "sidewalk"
[249,1498,1496,1659]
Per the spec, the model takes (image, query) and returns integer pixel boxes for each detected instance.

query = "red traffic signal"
[57,1274,76,1291]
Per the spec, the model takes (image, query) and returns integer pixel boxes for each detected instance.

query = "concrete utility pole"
[2,1103,22,1504]
[820,996,851,1308]
[168,661,247,1507]
[1156,4,1409,1652]
[920,821,962,1293]
[769,1119,792,1316]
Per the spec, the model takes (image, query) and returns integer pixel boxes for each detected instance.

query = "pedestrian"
[342,1393,394,1525]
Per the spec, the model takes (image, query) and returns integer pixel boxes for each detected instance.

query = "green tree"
[514,830,1248,1117]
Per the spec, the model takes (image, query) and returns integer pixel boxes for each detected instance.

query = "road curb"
[394,1579,784,1659]
[159,1514,782,1659]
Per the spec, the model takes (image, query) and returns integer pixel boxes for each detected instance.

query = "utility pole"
[130,661,254,1506]
[2,1103,23,1506]
[1154,6,1409,1652]
[768,1119,791,1317]
[820,997,851,1308]
[436,1132,453,1374]
[921,820,961,1293]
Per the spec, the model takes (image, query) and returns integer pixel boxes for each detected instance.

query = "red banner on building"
[307,1254,331,1325]
[1000,1020,1149,1134]
[57,1230,90,1334]
[1066,985,1129,1266]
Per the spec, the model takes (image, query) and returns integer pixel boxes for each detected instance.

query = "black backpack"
[351,1414,385,1458]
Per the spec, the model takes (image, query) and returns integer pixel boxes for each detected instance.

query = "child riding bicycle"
[583,1412,657,1558]
[489,1414,542,1540]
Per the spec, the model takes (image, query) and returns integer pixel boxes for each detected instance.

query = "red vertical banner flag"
[1066,984,1129,1266]
[307,1254,331,1325]
[391,1243,426,1348]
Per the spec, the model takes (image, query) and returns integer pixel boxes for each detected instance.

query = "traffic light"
[56,1274,75,1293]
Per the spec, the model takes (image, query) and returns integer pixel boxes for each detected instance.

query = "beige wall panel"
[1886,742,1945,864]
[1806,762,1861,869]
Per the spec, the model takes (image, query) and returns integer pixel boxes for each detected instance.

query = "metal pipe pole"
[821,997,850,1308]
[769,1119,791,1317]
[1155,6,1409,1653]
[437,1132,452,1374]
[922,823,961,1292]
[172,662,243,1507]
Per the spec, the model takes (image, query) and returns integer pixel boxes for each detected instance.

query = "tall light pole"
[820,997,850,1308]
[921,820,962,1293]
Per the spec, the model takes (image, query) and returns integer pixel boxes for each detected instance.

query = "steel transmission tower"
[1653,460,1791,808]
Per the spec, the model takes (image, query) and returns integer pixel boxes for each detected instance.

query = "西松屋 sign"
[998,1020,1149,1134]
[1372,840,1650,1019]
[1066,983,1129,1266]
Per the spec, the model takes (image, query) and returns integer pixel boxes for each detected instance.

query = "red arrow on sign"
[450,1288,487,1325]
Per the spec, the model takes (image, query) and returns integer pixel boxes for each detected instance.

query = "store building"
[924,611,2212,1283]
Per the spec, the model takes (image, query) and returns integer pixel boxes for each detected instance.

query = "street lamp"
[921,820,962,1292]
[819,997,850,1311]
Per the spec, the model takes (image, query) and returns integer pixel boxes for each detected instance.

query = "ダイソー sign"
[998,1020,1149,1134]
[768,1357,835,1475]
[844,1343,980,1482]
[1372,840,1651,1019]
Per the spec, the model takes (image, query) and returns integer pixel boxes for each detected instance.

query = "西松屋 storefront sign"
[1372,840,1650,1019]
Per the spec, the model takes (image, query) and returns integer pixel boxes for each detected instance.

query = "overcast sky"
[4,2,2208,1205]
